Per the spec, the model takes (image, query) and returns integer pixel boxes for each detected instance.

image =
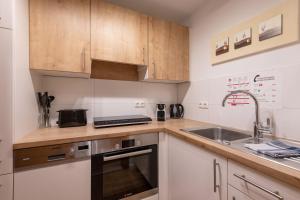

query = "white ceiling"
[106,0,207,24]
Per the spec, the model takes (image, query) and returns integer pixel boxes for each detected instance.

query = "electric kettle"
[170,104,184,119]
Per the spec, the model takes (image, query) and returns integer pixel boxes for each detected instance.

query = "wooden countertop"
[14,119,300,189]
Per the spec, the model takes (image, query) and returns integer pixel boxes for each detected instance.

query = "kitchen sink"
[182,127,252,144]
[182,127,300,170]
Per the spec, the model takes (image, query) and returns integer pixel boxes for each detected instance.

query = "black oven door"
[92,145,158,200]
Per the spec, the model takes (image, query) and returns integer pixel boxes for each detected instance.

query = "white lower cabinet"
[14,159,91,200]
[228,160,300,200]
[0,174,13,200]
[159,132,169,200]
[168,135,227,200]
[0,28,13,176]
[228,185,252,200]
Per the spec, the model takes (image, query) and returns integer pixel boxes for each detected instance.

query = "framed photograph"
[215,37,229,56]
[259,14,283,41]
[234,28,252,49]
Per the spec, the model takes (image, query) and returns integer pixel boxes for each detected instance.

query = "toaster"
[57,109,88,128]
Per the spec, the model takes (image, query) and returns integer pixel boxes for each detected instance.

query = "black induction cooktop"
[93,115,152,128]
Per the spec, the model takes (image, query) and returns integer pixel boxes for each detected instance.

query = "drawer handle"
[48,154,66,162]
[233,174,284,200]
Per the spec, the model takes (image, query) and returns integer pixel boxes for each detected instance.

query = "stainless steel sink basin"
[182,127,251,144]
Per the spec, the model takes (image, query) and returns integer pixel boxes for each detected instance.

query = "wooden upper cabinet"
[91,0,148,66]
[29,0,91,74]
[148,17,189,82]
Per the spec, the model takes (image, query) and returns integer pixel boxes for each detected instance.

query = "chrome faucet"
[222,90,263,142]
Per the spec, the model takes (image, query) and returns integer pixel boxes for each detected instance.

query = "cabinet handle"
[232,197,236,200]
[104,149,152,162]
[142,47,145,65]
[233,174,284,200]
[213,159,220,193]
[82,48,86,72]
[152,62,156,78]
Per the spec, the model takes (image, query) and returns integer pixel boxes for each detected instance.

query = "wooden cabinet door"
[148,17,189,82]
[29,0,91,74]
[0,29,13,175]
[168,135,227,200]
[91,0,148,66]
[0,0,12,29]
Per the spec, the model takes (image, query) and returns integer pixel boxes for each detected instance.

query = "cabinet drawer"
[228,160,300,200]
[228,185,252,200]
[0,0,12,29]
[0,174,13,200]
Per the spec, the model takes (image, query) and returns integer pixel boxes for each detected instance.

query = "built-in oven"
[91,133,158,200]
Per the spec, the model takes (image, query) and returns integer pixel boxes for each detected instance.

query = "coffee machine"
[156,104,166,121]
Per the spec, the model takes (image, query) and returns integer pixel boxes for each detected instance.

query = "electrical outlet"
[199,101,209,109]
[203,101,209,108]
[198,102,203,108]
[135,102,141,108]
[135,101,145,108]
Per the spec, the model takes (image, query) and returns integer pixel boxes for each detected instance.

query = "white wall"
[42,77,178,125]
[13,0,41,141]
[179,0,300,141]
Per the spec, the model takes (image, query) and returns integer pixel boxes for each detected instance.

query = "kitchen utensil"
[37,92,55,128]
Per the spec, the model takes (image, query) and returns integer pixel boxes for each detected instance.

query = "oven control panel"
[91,133,158,155]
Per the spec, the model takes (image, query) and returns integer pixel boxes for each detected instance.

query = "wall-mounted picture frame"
[215,37,229,56]
[234,28,252,49]
[211,0,299,65]
[259,14,283,41]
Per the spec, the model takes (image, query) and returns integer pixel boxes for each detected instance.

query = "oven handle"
[103,149,153,162]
